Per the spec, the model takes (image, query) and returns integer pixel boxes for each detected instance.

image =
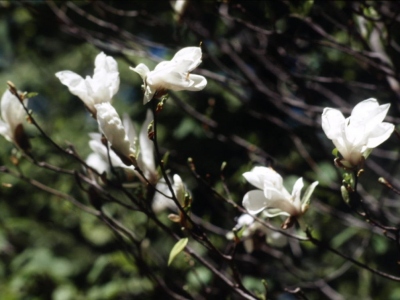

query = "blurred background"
[1,1,400,299]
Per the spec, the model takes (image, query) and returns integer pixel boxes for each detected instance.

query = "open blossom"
[0,90,28,145]
[95,103,135,166]
[56,52,119,115]
[130,47,207,103]
[322,98,394,168]
[242,167,318,220]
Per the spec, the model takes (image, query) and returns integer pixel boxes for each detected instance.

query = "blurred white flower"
[227,214,287,253]
[0,90,28,144]
[322,98,394,168]
[242,167,318,219]
[152,174,185,213]
[86,133,133,175]
[130,47,207,103]
[56,52,119,115]
[95,102,135,166]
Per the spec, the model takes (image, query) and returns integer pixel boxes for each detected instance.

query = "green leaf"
[25,92,38,99]
[168,238,188,266]
[332,148,339,157]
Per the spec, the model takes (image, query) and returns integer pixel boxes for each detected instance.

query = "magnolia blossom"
[86,133,133,175]
[226,214,287,253]
[0,90,28,144]
[130,47,207,103]
[242,167,318,219]
[322,98,394,168]
[152,174,185,213]
[95,102,135,166]
[56,52,119,115]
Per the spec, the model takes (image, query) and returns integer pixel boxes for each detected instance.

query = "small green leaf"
[25,92,38,99]
[168,238,188,266]
[332,148,338,157]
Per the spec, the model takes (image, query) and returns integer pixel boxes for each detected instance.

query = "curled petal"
[130,63,150,82]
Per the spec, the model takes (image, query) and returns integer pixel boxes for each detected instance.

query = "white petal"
[152,180,177,213]
[183,74,207,91]
[321,108,345,140]
[86,152,109,174]
[122,114,138,153]
[243,190,268,215]
[95,103,133,160]
[1,90,27,133]
[94,52,118,74]
[366,122,394,148]
[301,181,319,213]
[93,52,120,100]
[243,166,271,190]
[0,120,11,141]
[172,47,202,71]
[130,63,150,82]
[351,98,379,117]
[236,214,255,227]
[173,174,185,204]
[139,110,156,180]
[88,137,128,170]
[291,177,304,206]
[56,71,94,111]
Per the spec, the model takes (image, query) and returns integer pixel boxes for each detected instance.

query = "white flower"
[227,214,287,253]
[130,47,207,103]
[0,90,28,144]
[242,167,318,218]
[95,102,135,166]
[56,52,119,115]
[86,133,133,174]
[152,174,185,213]
[322,98,394,168]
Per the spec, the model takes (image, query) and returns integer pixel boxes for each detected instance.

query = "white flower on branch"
[130,47,207,104]
[322,98,394,169]
[56,52,120,116]
[95,102,135,166]
[226,214,287,253]
[0,89,29,146]
[242,167,318,225]
[152,174,185,213]
[86,133,133,175]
